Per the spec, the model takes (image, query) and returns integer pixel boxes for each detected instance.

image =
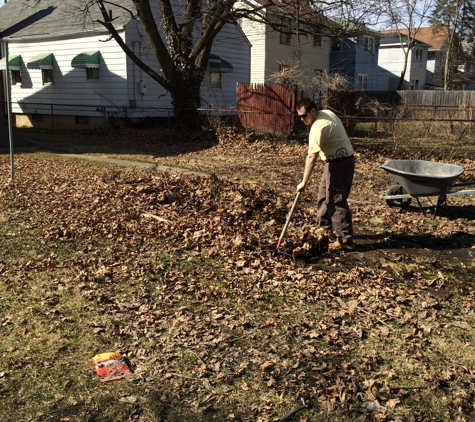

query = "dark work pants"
[316,157,354,243]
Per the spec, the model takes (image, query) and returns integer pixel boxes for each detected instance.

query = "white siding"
[408,48,427,89]
[240,18,267,83]
[123,6,250,116]
[124,21,172,117]
[8,33,128,116]
[5,1,250,120]
[201,24,251,110]
[240,9,330,85]
[377,45,406,90]
[265,29,330,82]
[377,44,428,90]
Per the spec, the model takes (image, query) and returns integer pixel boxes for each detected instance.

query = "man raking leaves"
[296,98,356,251]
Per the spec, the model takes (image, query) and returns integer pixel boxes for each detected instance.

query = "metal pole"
[3,40,14,180]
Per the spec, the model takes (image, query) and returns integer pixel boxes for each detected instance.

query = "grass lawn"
[1,126,475,421]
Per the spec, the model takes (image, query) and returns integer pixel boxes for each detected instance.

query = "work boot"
[328,240,356,251]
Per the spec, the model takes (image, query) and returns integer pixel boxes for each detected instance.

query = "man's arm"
[297,153,318,192]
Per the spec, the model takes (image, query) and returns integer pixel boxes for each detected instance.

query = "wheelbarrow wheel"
[385,185,411,209]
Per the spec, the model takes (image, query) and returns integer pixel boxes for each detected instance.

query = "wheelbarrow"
[379,159,475,216]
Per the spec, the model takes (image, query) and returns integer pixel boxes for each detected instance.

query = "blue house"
[330,26,381,91]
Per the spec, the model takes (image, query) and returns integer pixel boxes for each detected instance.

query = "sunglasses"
[298,112,308,119]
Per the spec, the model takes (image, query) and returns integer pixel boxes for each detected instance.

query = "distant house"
[237,0,331,93]
[412,27,449,89]
[0,0,251,129]
[415,26,475,90]
[378,30,429,90]
[329,26,381,91]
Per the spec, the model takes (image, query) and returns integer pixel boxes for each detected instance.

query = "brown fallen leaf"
[260,361,274,372]
[385,398,400,408]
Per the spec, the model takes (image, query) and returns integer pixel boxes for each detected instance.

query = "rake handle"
[276,191,301,249]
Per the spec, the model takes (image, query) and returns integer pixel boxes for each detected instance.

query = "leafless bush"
[267,61,305,87]
[355,98,391,117]
[268,64,350,104]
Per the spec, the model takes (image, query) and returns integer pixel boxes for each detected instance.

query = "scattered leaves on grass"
[1,130,475,421]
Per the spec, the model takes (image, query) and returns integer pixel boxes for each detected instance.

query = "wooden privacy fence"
[348,90,475,108]
[397,90,475,107]
[326,90,475,125]
[236,83,297,136]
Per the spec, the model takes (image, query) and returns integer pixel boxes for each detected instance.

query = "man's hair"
[297,98,317,112]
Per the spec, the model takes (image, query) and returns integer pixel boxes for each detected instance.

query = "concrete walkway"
[7,144,210,178]
[55,152,210,177]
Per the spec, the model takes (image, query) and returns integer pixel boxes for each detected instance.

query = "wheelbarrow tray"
[380,159,464,197]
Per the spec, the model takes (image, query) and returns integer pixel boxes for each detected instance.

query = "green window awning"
[0,55,22,71]
[208,54,234,73]
[27,53,54,70]
[71,50,100,69]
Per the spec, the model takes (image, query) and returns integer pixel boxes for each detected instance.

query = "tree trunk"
[396,42,410,90]
[398,58,408,90]
[168,73,204,131]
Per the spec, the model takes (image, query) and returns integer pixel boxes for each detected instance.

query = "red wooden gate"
[236,83,297,136]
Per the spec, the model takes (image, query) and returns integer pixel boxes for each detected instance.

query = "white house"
[414,27,449,90]
[0,0,250,129]
[237,0,331,89]
[377,30,429,90]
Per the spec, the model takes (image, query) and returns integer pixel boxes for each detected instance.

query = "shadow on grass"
[353,231,475,254]
[2,126,221,159]
[292,230,475,267]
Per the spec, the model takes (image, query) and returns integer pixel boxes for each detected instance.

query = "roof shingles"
[0,0,134,39]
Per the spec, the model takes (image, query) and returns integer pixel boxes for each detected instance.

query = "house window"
[42,69,54,85]
[357,74,368,91]
[86,68,100,80]
[11,70,21,85]
[280,17,292,45]
[313,35,322,47]
[363,36,374,54]
[210,71,222,88]
[414,48,423,61]
[331,37,341,51]
[411,79,419,90]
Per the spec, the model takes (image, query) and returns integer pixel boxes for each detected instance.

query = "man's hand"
[297,153,317,193]
[297,181,306,192]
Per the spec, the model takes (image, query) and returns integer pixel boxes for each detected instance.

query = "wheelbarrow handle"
[276,191,301,249]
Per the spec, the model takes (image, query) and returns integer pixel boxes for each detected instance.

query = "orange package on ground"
[93,351,132,382]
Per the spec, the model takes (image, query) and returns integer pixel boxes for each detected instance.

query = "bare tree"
[61,0,381,128]
[379,0,434,90]
[430,0,475,90]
